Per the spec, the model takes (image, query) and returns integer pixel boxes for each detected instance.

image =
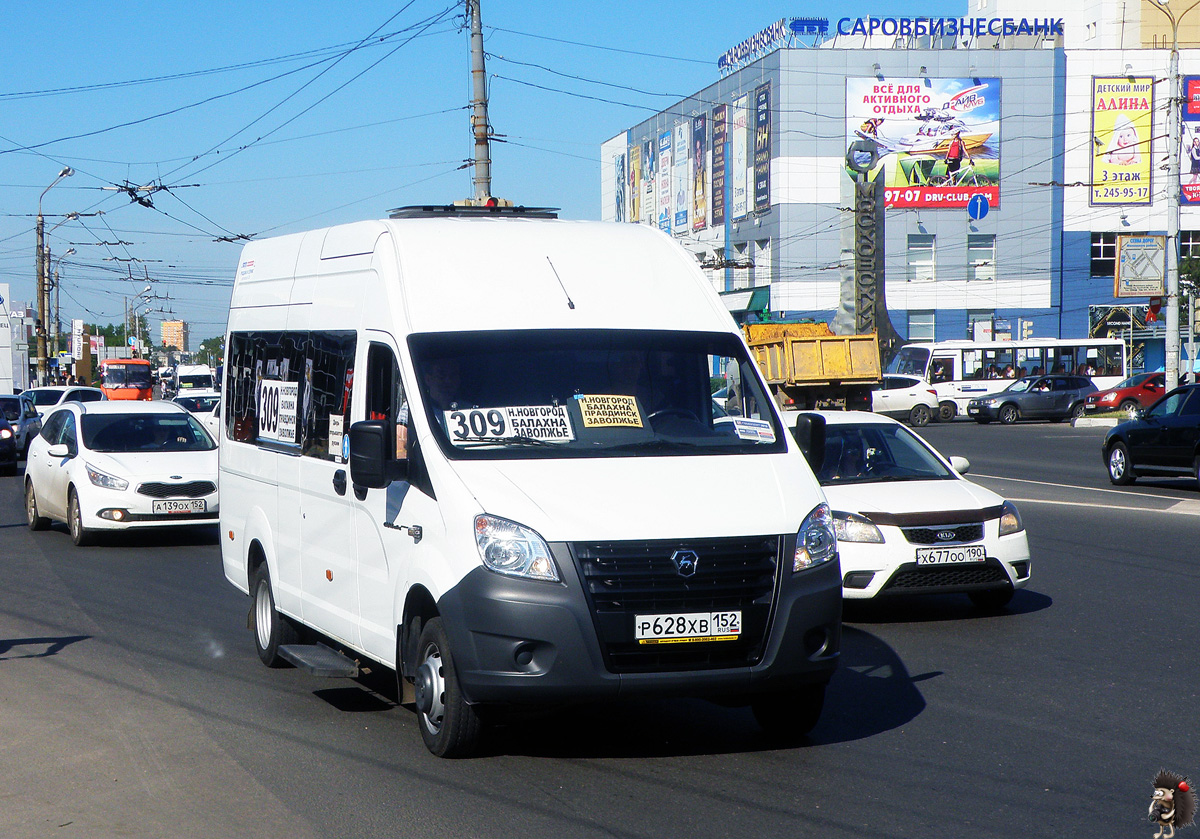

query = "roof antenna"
[545,257,575,310]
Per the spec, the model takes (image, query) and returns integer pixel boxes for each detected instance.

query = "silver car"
[0,394,43,458]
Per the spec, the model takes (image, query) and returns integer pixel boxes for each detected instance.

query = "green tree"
[196,335,225,367]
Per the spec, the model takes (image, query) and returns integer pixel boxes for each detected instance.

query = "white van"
[219,208,841,757]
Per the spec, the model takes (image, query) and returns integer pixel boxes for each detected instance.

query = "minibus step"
[279,644,359,678]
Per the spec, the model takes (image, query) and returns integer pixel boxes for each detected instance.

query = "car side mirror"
[792,413,826,474]
[349,420,408,489]
[48,443,71,458]
[949,455,970,475]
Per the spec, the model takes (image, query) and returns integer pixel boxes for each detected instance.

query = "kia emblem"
[936,530,957,541]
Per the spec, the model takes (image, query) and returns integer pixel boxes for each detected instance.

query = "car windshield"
[178,375,213,389]
[0,399,20,421]
[816,422,955,485]
[1002,377,1037,393]
[409,329,785,459]
[1113,372,1154,389]
[28,389,64,406]
[82,413,216,452]
[175,396,219,413]
[103,364,153,387]
[887,346,931,378]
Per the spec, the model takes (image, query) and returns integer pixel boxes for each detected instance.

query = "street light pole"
[35,166,73,386]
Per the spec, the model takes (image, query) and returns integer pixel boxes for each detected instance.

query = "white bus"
[887,338,1127,421]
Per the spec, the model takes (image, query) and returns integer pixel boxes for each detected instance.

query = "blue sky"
[0,1,964,344]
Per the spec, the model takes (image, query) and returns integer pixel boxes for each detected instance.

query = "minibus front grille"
[571,535,780,673]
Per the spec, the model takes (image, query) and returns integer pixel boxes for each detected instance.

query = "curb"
[1072,416,1121,428]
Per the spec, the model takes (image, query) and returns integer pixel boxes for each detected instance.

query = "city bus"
[98,357,155,401]
[887,338,1127,420]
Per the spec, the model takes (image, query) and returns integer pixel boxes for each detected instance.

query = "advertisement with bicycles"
[846,77,1001,209]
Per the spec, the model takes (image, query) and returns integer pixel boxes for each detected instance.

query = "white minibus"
[219,208,841,757]
[888,337,1127,420]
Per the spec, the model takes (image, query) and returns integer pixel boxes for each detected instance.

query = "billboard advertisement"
[642,139,656,225]
[657,131,672,231]
[629,143,642,223]
[712,104,727,226]
[730,95,749,219]
[753,83,771,211]
[1182,76,1200,205]
[846,77,1001,209]
[1090,76,1153,206]
[673,123,689,232]
[692,114,708,231]
[613,152,626,223]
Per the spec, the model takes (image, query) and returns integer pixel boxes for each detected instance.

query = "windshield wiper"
[605,438,707,452]
[453,435,563,448]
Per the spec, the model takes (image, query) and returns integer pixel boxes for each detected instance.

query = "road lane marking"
[1001,495,1200,516]
[973,473,1193,502]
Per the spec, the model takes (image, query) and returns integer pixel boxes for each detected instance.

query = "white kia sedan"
[784,410,1031,608]
[24,401,218,546]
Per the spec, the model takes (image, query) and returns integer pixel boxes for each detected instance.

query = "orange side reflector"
[326,570,333,581]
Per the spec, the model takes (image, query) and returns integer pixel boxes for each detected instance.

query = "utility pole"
[468,0,491,202]
[1167,30,1181,387]
[35,166,73,385]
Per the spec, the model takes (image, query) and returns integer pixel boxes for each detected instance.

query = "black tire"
[68,489,93,547]
[1107,441,1136,485]
[414,617,483,758]
[26,480,49,531]
[969,586,1014,610]
[938,401,957,422]
[752,684,825,742]
[1070,402,1086,420]
[1119,399,1142,419]
[998,404,1019,425]
[908,404,931,427]
[251,563,299,668]
[1194,455,1200,493]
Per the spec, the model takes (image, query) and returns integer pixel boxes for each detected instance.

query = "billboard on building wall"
[1114,235,1166,297]
[845,77,1001,209]
[613,152,626,223]
[1182,76,1200,205]
[730,95,749,219]
[657,131,672,231]
[712,105,727,226]
[673,123,689,232]
[692,114,708,231]
[629,144,642,223]
[753,83,771,211]
[642,139,656,225]
[1089,76,1153,206]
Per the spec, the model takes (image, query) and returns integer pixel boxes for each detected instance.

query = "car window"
[816,423,954,485]
[60,414,78,451]
[82,413,216,452]
[1181,390,1200,417]
[1148,390,1191,418]
[29,390,63,407]
[0,400,19,422]
[40,411,67,443]
[78,390,104,403]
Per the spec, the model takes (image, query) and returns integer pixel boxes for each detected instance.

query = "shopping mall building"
[601,0,1200,370]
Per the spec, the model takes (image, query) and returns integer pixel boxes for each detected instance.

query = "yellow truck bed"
[746,329,881,386]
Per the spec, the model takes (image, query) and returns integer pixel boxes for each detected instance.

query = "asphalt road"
[1,419,1197,839]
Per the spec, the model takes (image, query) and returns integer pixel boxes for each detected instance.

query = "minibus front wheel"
[252,563,299,668]
[414,617,482,758]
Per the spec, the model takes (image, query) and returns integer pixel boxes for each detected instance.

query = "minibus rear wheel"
[252,563,298,668]
[414,617,482,758]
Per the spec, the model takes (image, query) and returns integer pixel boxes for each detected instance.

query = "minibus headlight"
[794,503,837,571]
[833,512,884,543]
[85,462,129,491]
[998,501,1024,536]
[474,515,560,582]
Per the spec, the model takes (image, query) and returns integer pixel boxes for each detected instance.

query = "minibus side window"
[300,331,357,461]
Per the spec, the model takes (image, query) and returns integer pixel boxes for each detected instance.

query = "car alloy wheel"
[999,404,1019,425]
[1107,442,1135,485]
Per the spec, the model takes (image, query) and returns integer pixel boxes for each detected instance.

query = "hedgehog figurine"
[1149,770,1196,839]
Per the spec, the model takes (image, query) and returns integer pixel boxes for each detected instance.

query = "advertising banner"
[629,144,642,223]
[1114,235,1166,297]
[846,77,1001,209]
[730,95,749,219]
[753,83,771,211]
[613,152,626,222]
[692,114,708,231]
[1183,76,1200,205]
[1090,76,1153,206]
[657,131,672,231]
[673,123,689,232]
[642,139,656,225]
[712,104,728,226]
[71,319,84,360]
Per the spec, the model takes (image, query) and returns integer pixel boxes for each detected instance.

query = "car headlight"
[833,512,884,543]
[794,503,837,571]
[0,427,12,440]
[1100,393,1117,402]
[85,462,129,491]
[998,500,1024,536]
[474,514,560,582]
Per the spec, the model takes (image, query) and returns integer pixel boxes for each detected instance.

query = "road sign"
[1149,296,1162,313]
[967,194,990,221]
[1114,235,1166,297]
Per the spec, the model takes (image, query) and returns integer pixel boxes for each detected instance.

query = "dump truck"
[741,322,881,411]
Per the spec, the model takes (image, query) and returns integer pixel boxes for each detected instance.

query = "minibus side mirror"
[349,420,408,488]
[792,413,826,474]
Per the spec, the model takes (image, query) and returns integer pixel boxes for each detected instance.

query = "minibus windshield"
[409,329,786,459]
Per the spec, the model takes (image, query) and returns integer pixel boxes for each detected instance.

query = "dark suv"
[967,375,1098,424]
[1103,384,1200,487]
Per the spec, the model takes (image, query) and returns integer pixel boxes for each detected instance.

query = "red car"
[1083,372,1165,418]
